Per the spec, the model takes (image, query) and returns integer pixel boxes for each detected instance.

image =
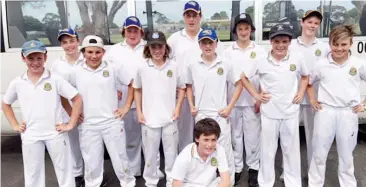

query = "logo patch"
[211,157,218,166]
[129,17,138,22]
[240,13,246,19]
[277,25,284,31]
[217,67,224,75]
[188,1,196,6]
[103,70,110,77]
[152,32,159,39]
[315,49,321,56]
[250,51,256,59]
[202,29,212,35]
[30,42,36,47]
[167,70,173,77]
[44,82,52,91]
[349,67,357,76]
[290,64,296,71]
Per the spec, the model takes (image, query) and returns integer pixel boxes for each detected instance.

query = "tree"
[245,6,254,21]
[42,13,61,30]
[109,22,119,29]
[154,11,170,24]
[24,16,44,31]
[297,9,305,20]
[219,11,229,19]
[211,11,229,20]
[211,12,221,20]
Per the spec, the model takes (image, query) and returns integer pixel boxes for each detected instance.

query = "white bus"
[1,0,366,135]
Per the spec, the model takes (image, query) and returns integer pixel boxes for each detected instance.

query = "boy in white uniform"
[307,25,365,187]
[51,28,85,186]
[224,13,264,186]
[243,24,309,187]
[171,118,231,187]
[2,40,83,187]
[185,28,242,184]
[104,16,146,177]
[289,10,329,174]
[134,31,185,187]
[68,35,135,187]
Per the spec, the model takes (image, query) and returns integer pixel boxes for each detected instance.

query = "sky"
[20,0,358,29]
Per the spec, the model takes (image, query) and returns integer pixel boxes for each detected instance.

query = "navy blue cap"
[123,16,142,29]
[21,40,47,57]
[57,28,78,41]
[269,24,293,39]
[184,1,201,14]
[198,29,218,42]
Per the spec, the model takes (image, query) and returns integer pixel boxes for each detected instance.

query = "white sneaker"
[158,170,165,179]
[279,172,284,182]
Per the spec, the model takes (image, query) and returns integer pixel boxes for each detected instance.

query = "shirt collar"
[60,53,84,65]
[327,52,351,67]
[181,28,202,40]
[21,68,51,81]
[147,59,169,70]
[198,54,223,67]
[267,51,290,65]
[232,41,255,50]
[296,36,319,46]
[82,60,108,72]
[191,143,217,163]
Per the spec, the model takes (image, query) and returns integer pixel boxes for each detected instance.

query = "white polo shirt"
[171,143,229,187]
[3,70,78,141]
[290,37,330,104]
[51,53,84,123]
[309,54,366,108]
[104,40,146,108]
[68,61,132,129]
[224,41,265,107]
[133,59,185,128]
[248,52,309,119]
[185,55,241,115]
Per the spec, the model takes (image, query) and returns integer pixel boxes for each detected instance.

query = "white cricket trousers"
[141,122,179,187]
[124,108,142,176]
[78,121,135,187]
[68,126,84,177]
[300,104,315,169]
[231,106,260,172]
[258,115,302,187]
[308,106,358,187]
[22,134,75,187]
[177,98,194,152]
[195,113,235,184]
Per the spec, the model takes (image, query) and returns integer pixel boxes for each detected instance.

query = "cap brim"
[184,9,200,14]
[80,44,104,50]
[147,40,167,46]
[302,11,323,21]
[57,33,77,41]
[198,36,217,42]
[269,31,293,39]
[233,19,256,33]
[124,25,142,29]
[23,49,47,57]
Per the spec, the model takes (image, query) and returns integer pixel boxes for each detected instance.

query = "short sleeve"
[56,76,78,100]
[216,146,229,173]
[133,66,142,89]
[185,63,193,85]
[298,55,309,76]
[177,66,186,89]
[359,60,366,81]
[171,148,190,181]
[68,68,77,87]
[226,62,241,85]
[116,64,132,86]
[309,65,322,85]
[3,80,18,104]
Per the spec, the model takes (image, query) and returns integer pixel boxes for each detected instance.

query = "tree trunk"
[56,1,68,28]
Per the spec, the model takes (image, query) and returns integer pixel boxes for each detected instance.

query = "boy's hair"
[143,44,171,61]
[194,118,221,144]
[329,24,356,45]
[121,28,144,38]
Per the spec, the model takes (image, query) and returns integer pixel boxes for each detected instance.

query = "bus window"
[322,0,366,37]
[262,0,322,40]
[5,0,128,48]
[136,0,254,41]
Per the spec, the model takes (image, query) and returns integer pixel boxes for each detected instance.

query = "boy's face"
[195,133,217,156]
[125,27,142,47]
[236,22,252,42]
[60,35,80,55]
[199,39,217,57]
[301,16,321,37]
[270,35,291,57]
[83,47,105,70]
[149,44,166,61]
[184,11,201,32]
[330,37,352,59]
[22,52,47,74]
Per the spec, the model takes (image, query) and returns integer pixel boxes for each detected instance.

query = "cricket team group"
[2,1,365,187]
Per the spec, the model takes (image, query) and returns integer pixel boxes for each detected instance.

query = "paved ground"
[1,128,366,187]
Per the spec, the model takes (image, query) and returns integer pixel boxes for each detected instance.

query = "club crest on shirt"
[315,49,322,56]
[290,64,296,71]
[217,67,224,75]
[167,70,173,77]
[349,67,357,76]
[44,82,52,91]
[211,157,218,166]
[103,70,110,77]
[250,51,256,59]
